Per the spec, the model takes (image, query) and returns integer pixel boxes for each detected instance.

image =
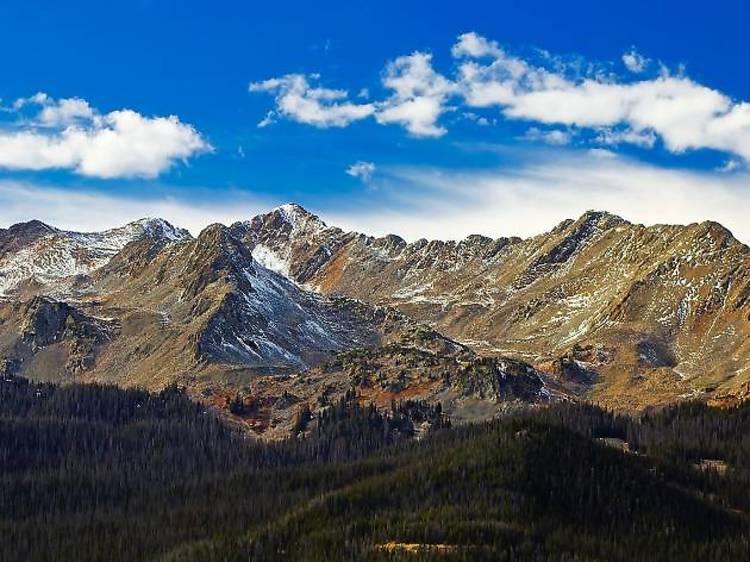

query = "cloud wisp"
[250,32,750,165]
[621,48,650,73]
[346,160,376,182]
[0,181,265,235]
[325,148,750,244]
[3,147,749,246]
[0,93,211,178]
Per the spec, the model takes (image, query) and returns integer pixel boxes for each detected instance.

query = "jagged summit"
[576,209,628,227]
[275,202,318,218]
[235,203,750,410]
[4,219,59,234]
[0,217,191,296]
[548,210,627,237]
[0,220,60,257]
[117,217,192,242]
[266,202,328,233]
[1,204,749,416]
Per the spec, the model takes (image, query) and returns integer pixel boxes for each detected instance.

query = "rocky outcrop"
[0,218,190,297]
[0,297,118,378]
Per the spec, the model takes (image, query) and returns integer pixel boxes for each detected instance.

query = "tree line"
[2,375,750,561]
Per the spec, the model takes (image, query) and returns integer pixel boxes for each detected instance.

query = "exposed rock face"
[67,222,406,387]
[1,220,456,392]
[0,218,191,297]
[183,225,381,370]
[2,204,749,435]
[0,220,59,256]
[221,324,556,439]
[0,296,117,379]
[238,205,750,409]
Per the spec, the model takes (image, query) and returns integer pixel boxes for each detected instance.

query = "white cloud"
[718,158,743,172]
[12,92,49,109]
[325,148,750,244]
[0,93,210,178]
[453,36,750,162]
[463,111,490,126]
[346,160,376,181]
[595,127,657,148]
[522,127,571,145]
[622,48,649,73]
[7,148,750,250]
[251,33,750,163]
[375,52,456,137]
[251,53,455,138]
[248,74,374,128]
[249,55,455,138]
[38,97,96,127]
[257,111,275,128]
[451,31,503,59]
[0,180,266,235]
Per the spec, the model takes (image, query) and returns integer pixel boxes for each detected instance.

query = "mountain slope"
[0,218,191,297]
[237,205,750,409]
[5,379,750,562]
[0,214,561,436]
[2,204,748,426]
[0,223,397,389]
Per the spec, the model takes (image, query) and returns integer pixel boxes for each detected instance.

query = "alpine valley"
[1,203,748,437]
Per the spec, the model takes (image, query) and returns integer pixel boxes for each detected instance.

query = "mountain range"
[1,203,748,436]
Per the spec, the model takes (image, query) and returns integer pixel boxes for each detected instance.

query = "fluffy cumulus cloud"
[451,32,504,59]
[249,58,453,138]
[346,160,376,181]
[249,74,375,128]
[251,32,750,162]
[595,127,657,148]
[375,52,456,137]
[0,93,210,178]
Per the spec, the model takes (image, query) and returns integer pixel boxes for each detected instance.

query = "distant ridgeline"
[1,205,749,437]
[2,375,750,562]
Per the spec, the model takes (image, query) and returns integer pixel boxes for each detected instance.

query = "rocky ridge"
[236,205,750,410]
[0,216,549,438]
[1,203,747,435]
[0,218,191,297]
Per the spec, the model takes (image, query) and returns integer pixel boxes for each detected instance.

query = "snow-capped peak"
[0,217,191,295]
[118,218,192,242]
[273,203,327,234]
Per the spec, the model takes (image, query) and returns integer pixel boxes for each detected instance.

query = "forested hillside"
[2,375,750,561]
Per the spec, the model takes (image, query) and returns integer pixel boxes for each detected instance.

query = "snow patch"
[0,218,190,295]
[252,244,291,277]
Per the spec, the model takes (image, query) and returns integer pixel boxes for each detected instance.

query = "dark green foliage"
[2,376,750,562]
[533,399,750,514]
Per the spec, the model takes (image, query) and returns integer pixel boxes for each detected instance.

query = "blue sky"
[1,0,750,241]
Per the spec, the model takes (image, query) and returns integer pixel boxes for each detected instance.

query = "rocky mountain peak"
[1,204,749,421]
[573,210,628,230]
[692,220,741,247]
[275,202,326,227]
[530,210,627,269]
[0,220,60,257]
[5,219,59,236]
[179,224,252,296]
[0,217,192,296]
[124,217,192,242]
[225,204,336,280]
[257,203,329,237]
